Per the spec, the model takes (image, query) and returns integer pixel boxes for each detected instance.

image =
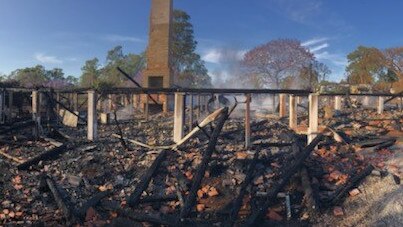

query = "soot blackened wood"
[77,190,112,221]
[113,111,128,150]
[128,150,168,207]
[0,120,35,134]
[323,165,374,207]
[227,152,259,226]
[180,108,229,219]
[245,134,324,226]
[42,175,77,225]
[17,144,67,170]
[118,209,177,226]
[139,194,178,204]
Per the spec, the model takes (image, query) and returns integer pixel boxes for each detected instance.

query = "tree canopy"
[172,9,211,88]
[346,46,403,91]
[7,65,76,88]
[241,39,316,89]
[346,46,385,85]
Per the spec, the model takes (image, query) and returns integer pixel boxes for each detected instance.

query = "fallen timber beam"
[227,152,260,226]
[300,167,318,216]
[77,190,112,221]
[128,150,168,207]
[0,150,24,164]
[113,111,128,150]
[180,107,229,219]
[221,120,268,138]
[245,134,324,226]
[357,137,397,148]
[384,91,403,104]
[322,165,374,207]
[17,143,67,170]
[112,107,227,150]
[45,92,85,122]
[41,175,77,225]
[118,209,178,226]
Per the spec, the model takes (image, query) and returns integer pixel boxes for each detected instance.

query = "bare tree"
[241,39,314,88]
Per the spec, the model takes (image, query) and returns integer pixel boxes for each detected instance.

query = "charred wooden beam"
[180,108,229,219]
[384,91,403,104]
[300,167,318,216]
[118,209,177,226]
[245,134,324,226]
[322,165,374,207]
[128,150,168,207]
[47,93,85,122]
[77,190,112,220]
[113,111,128,150]
[41,175,77,225]
[227,152,259,226]
[17,144,67,170]
[139,194,178,204]
[117,67,159,105]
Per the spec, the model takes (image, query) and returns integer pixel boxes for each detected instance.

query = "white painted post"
[31,90,40,137]
[363,96,369,107]
[189,94,194,130]
[73,93,78,111]
[279,94,286,117]
[289,95,297,130]
[108,94,113,112]
[334,96,342,111]
[87,90,98,141]
[245,94,251,148]
[32,90,39,119]
[174,92,185,143]
[377,96,384,114]
[308,94,319,144]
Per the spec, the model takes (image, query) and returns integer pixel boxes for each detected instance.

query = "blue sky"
[0,0,402,82]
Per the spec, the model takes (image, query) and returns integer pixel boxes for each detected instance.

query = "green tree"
[172,9,211,88]
[80,58,100,87]
[46,68,65,81]
[99,46,145,87]
[9,65,48,87]
[66,75,79,86]
[346,46,385,85]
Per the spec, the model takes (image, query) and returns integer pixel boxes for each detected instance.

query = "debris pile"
[0,104,402,226]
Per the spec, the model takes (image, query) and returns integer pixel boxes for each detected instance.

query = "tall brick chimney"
[142,0,173,112]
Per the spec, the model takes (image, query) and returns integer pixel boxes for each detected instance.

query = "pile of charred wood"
[0,104,401,226]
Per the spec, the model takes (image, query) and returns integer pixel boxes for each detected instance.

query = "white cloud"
[202,49,222,64]
[310,43,329,53]
[34,53,63,64]
[302,37,328,47]
[104,34,144,43]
